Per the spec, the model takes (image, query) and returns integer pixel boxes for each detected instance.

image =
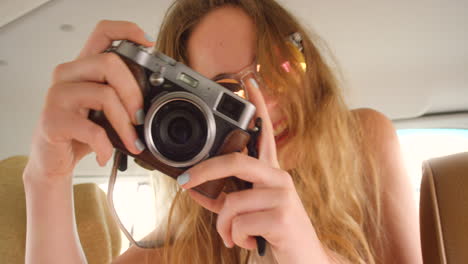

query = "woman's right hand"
[24,20,155,183]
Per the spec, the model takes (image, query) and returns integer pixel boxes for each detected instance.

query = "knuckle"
[278,169,294,187]
[123,21,139,31]
[232,215,242,230]
[52,63,69,82]
[46,83,67,108]
[230,152,244,164]
[96,19,111,30]
[279,188,294,205]
[274,208,289,227]
[223,193,237,209]
[99,85,117,100]
[102,52,120,67]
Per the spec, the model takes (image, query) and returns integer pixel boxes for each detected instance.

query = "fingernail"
[177,172,190,186]
[144,32,155,42]
[224,240,230,248]
[135,109,145,125]
[135,138,146,152]
[249,78,259,89]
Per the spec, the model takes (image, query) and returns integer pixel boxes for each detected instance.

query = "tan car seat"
[420,152,468,264]
[0,156,121,264]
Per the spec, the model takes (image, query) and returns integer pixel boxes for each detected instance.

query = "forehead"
[186,6,256,79]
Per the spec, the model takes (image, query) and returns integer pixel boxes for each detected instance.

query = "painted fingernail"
[177,172,190,186]
[135,138,146,152]
[249,78,259,89]
[144,32,155,42]
[135,109,145,125]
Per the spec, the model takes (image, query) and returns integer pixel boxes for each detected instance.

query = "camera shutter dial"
[149,66,166,86]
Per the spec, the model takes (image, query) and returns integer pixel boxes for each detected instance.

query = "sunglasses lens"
[216,78,247,99]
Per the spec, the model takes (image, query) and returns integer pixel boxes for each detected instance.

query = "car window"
[98,179,155,253]
[397,129,468,205]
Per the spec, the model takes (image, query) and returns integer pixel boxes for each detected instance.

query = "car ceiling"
[0,0,467,175]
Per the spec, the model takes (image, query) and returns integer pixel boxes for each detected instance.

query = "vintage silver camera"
[90,40,256,173]
[90,40,262,251]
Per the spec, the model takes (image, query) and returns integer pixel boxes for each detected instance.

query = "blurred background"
[1,0,467,251]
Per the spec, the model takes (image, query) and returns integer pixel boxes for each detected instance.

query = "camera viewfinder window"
[178,73,199,88]
[217,93,245,122]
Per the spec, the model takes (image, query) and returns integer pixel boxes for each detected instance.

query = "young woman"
[23,0,422,263]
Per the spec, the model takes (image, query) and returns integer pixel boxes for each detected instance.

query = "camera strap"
[246,117,267,256]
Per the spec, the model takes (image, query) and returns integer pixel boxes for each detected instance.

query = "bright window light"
[98,180,156,254]
[397,129,468,205]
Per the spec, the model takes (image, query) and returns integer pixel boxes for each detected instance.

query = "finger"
[243,77,279,168]
[186,189,227,214]
[78,20,154,59]
[51,81,143,154]
[216,188,284,247]
[231,208,284,249]
[53,53,143,125]
[74,141,92,161]
[178,152,292,190]
[43,112,114,166]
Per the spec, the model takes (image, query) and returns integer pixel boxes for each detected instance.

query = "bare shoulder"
[351,108,400,161]
[351,110,423,263]
[351,108,405,195]
[352,108,397,141]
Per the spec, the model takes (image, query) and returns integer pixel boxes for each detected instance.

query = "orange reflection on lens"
[215,78,247,99]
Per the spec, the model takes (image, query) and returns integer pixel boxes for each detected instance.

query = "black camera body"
[89,40,256,198]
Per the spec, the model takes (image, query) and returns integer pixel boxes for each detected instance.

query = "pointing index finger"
[244,77,279,168]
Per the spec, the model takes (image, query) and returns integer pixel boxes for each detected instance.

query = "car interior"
[0,1,467,263]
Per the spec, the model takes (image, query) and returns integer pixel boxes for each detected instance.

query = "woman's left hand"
[177,77,331,264]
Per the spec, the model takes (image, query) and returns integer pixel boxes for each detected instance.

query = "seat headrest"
[420,152,468,264]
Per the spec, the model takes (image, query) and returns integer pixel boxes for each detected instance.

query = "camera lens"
[168,117,192,144]
[151,100,207,162]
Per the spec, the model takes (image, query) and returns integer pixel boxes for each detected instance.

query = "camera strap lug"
[247,117,262,159]
[118,153,128,172]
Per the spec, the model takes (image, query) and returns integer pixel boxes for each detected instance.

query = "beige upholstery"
[0,156,121,264]
[420,152,468,264]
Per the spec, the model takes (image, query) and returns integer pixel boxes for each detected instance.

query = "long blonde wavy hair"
[147,0,384,263]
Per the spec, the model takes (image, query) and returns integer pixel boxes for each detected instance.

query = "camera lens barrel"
[144,92,216,168]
